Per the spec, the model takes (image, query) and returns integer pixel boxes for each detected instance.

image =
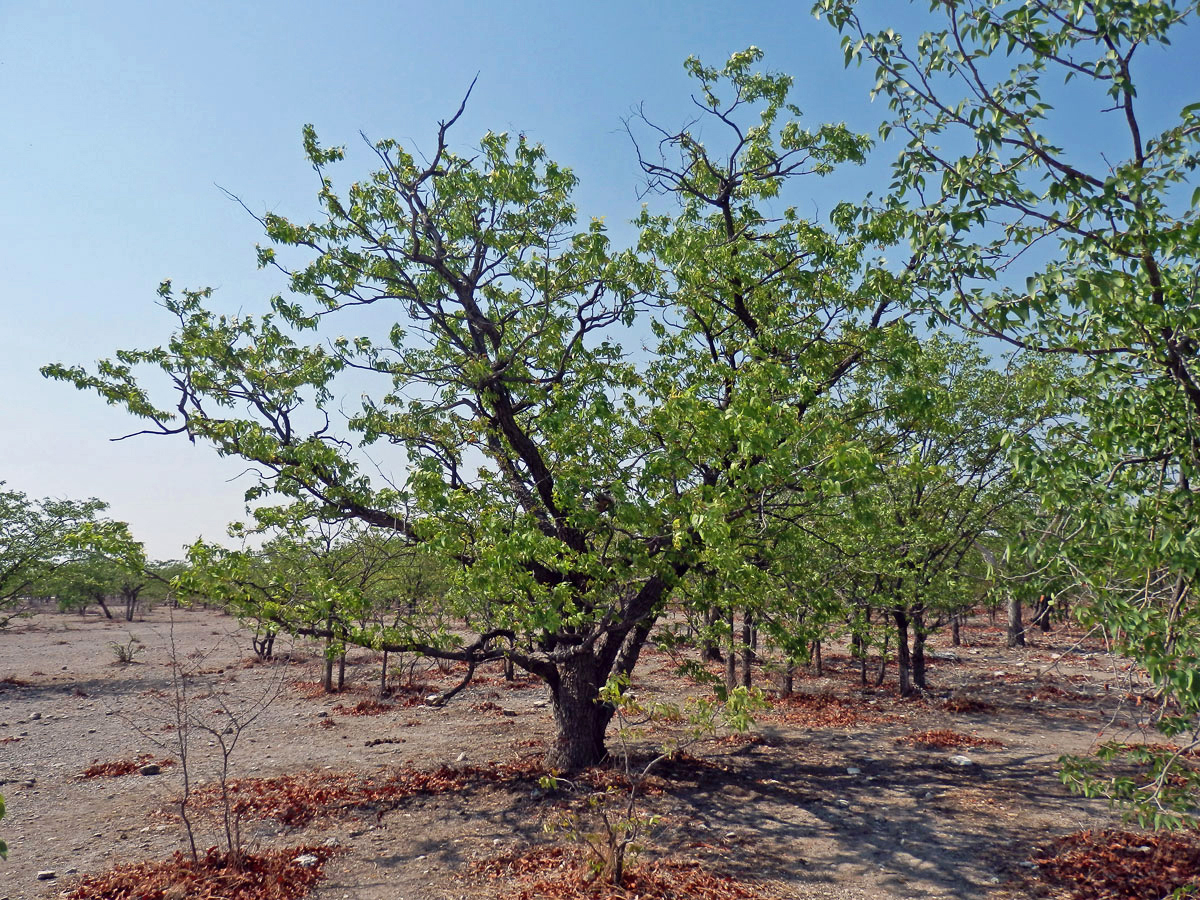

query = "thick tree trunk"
[951,615,961,647]
[894,609,913,698]
[811,640,822,676]
[323,654,335,693]
[95,595,113,620]
[546,660,612,772]
[1007,594,1026,648]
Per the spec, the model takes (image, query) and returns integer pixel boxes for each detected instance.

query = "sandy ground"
[0,606,1143,900]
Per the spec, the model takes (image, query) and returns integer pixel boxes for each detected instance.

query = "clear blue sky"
[2,1,1197,559]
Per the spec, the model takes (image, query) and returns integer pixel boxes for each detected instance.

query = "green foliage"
[819,0,1200,817]
[44,50,900,768]
[108,633,144,664]
[0,485,109,618]
[542,674,763,884]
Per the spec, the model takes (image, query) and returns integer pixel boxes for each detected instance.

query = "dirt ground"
[0,606,1153,900]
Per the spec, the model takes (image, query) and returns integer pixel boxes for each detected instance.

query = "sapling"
[542,673,763,885]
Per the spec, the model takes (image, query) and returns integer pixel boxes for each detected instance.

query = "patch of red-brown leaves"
[187,760,545,828]
[895,729,1003,749]
[1026,829,1200,899]
[471,846,781,899]
[764,692,900,728]
[332,699,395,716]
[942,695,996,714]
[64,845,340,900]
[83,753,175,778]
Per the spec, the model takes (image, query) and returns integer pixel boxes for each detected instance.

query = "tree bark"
[951,615,961,647]
[95,596,113,620]
[811,640,822,676]
[893,608,913,698]
[739,612,753,689]
[911,609,927,692]
[725,608,737,691]
[875,633,888,688]
[1006,594,1026,648]
[701,606,723,663]
[546,659,612,772]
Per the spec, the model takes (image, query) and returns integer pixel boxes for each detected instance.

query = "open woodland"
[0,603,1181,900]
[5,1,1200,897]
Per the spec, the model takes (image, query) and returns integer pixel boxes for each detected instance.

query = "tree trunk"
[811,640,822,676]
[782,664,794,696]
[894,608,913,698]
[911,610,927,692]
[337,653,346,691]
[739,613,753,689]
[701,606,723,663]
[1007,594,1025,648]
[380,650,389,697]
[725,608,737,691]
[95,595,113,620]
[1034,594,1052,632]
[874,633,888,688]
[951,615,961,647]
[546,660,612,772]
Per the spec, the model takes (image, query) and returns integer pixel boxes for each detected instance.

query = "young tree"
[45,52,906,769]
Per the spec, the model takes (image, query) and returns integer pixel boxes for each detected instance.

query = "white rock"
[293,853,320,868]
[846,766,862,775]
[36,871,55,880]
[948,754,975,766]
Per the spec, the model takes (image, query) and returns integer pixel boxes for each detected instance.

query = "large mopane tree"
[46,52,907,770]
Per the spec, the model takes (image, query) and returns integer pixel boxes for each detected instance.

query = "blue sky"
[2,1,1197,558]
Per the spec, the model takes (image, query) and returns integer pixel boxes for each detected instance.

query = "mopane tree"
[46,52,906,770]
[819,0,1200,822]
[0,485,109,621]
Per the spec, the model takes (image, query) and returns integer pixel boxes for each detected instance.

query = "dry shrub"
[1027,829,1200,900]
[472,846,783,899]
[895,729,1003,750]
[64,845,339,900]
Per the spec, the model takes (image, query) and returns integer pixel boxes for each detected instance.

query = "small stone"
[138,764,162,776]
[835,799,850,808]
[36,871,56,880]
[322,837,340,848]
[846,766,861,775]
[293,853,320,868]
[501,709,517,717]
[30,712,41,721]
[948,755,975,767]
[66,867,78,875]
[316,711,328,718]
[456,751,467,762]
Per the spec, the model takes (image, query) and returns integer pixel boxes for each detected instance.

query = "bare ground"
[0,607,1152,900]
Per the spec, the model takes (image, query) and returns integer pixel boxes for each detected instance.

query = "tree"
[0,485,108,621]
[819,0,1200,819]
[45,51,907,770]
